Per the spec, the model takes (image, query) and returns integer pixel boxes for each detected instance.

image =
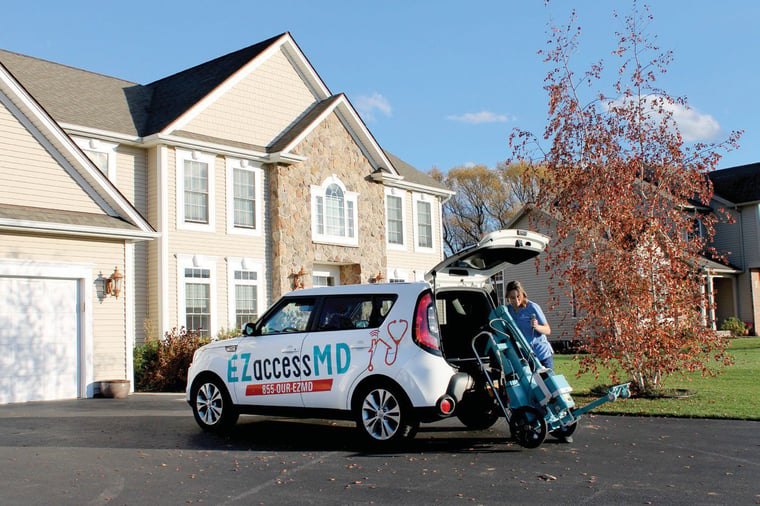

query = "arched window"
[312,177,358,246]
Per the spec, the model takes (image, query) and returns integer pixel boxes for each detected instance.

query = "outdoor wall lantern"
[292,266,307,289]
[105,266,124,299]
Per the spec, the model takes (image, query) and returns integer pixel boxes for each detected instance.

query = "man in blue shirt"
[505,280,554,370]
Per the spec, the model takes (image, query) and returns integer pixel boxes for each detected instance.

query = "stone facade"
[269,113,386,298]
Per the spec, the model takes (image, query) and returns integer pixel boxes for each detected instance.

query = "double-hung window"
[227,258,263,330]
[312,176,358,246]
[227,159,262,235]
[385,188,406,248]
[185,267,211,337]
[414,194,434,251]
[178,255,217,338]
[177,150,215,231]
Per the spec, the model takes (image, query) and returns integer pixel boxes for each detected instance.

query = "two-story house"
[501,164,758,347]
[0,33,452,404]
[708,163,760,334]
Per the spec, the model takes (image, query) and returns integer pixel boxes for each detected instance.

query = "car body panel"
[426,229,549,288]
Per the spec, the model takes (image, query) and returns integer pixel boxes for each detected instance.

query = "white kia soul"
[186,229,549,445]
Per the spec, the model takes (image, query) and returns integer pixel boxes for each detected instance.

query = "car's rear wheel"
[354,383,418,445]
[456,391,501,430]
[191,376,239,432]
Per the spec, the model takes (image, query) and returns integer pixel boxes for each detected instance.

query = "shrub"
[134,327,210,392]
[720,317,748,337]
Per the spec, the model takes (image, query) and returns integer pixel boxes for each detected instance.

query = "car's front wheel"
[191,376,239,432]
[354,383,418,445]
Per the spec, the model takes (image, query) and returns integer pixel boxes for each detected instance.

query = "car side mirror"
[242,322,257,336]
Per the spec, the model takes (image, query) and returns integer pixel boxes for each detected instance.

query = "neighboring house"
[501,165,760,347]
[708,163,760,334]
[0,33,452,403]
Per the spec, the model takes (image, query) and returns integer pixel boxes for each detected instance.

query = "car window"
[260,298,315,334]
[317,294,397,331]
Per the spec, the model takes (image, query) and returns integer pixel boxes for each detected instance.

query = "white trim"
[72,136,118,181]
[158,146,170,336]
[0,259,95,399]
[176,149,216,232]
[226,158,263,236]
[163,34,330,134]
[276,95,395,173]
[0,220,156,240]
[176,254,218,336]
[413,192,435,253]
[0,70,153,233]
[385,187,407,251]
[311,175,359,247]
[125,242,135,392]
[386,267,409,283]
[313,264,341,287]
[226,257,265,329]
[0,89,115,215]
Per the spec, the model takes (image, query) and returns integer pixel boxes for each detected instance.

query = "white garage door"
[0,276,80,403]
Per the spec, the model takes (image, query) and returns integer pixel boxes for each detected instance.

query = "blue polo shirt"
[506,300,553,364]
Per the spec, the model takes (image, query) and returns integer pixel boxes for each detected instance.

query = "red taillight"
[413,292,441,354]
[439,396,455,415]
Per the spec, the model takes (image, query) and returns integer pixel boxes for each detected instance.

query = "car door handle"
[351,341,370,350]
[281,346,299,353]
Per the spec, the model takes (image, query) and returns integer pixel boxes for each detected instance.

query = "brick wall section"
[268,113,386,298]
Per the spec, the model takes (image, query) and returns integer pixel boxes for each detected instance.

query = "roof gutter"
[0,220,158,242]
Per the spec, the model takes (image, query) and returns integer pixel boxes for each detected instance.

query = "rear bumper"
[416,372,473,422]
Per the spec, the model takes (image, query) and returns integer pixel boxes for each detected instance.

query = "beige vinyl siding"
[182,49,317,147]
[0,232,128,380]
[166,148,268,334]
[0,100,103,214]
[386,191,443,280]
[114,145,148,214]
[507,214,577,344]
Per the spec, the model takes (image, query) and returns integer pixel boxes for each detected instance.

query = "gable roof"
[0,33,442,193]
[144,34,288,135]
[709,163,760,205]
[0,62,155,239]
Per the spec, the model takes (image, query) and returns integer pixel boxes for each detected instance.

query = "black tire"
[456,393,501,430]
[353,382,418,445]
[550,420,579,440]
[191,375,239,432]
[509,406,547,449]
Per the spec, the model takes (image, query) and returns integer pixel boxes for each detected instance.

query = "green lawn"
[555,337,760,420]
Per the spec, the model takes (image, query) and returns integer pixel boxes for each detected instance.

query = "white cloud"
[446,111,510,124]
[354,92,392,121]
[606,97,721,142]
[666,103,721,142]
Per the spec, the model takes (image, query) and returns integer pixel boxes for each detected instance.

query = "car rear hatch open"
[425,229,550,289]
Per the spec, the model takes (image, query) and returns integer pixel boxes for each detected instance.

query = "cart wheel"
[550,420,578,441]
[509,406,547,448]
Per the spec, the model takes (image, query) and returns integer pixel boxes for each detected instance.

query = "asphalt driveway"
[0,393,757,505]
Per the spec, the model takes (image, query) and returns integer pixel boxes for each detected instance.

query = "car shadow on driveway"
[0,394,525,454]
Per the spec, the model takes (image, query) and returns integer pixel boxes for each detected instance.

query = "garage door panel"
[0,276,80,403]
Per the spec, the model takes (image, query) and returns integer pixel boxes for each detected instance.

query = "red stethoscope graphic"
[367,319,408,371]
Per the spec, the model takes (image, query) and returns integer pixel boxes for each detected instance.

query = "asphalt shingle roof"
[709,163,760,204]
[1,34,445,192]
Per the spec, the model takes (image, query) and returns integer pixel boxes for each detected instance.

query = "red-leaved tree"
[509,3,741,394]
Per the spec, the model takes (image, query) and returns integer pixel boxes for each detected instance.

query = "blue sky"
[2,1,757,173]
